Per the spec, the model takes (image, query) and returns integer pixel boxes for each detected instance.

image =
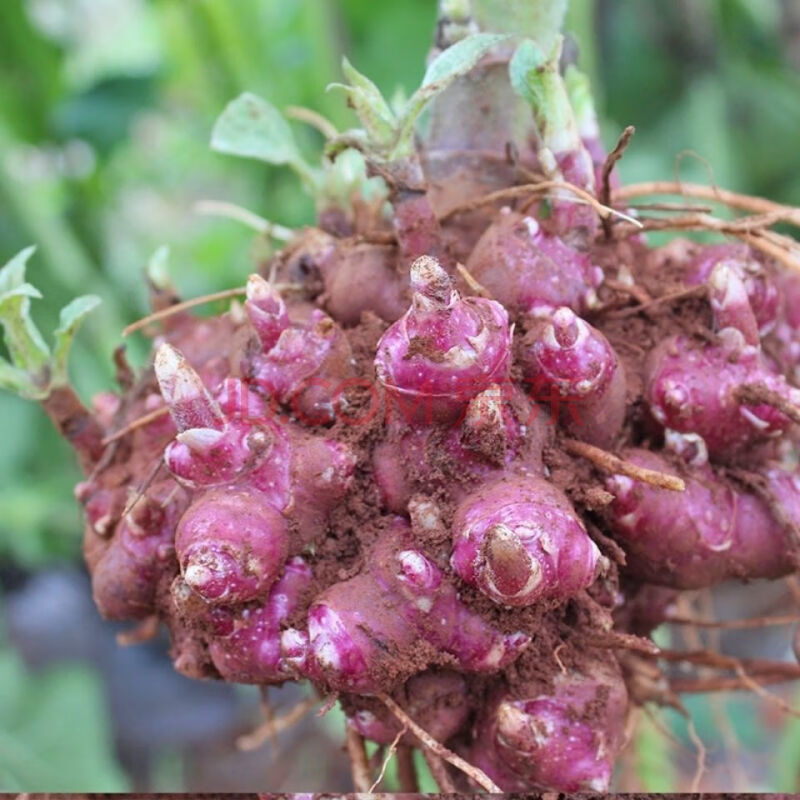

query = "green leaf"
[564,65,599,140]
[51,294,102,385]
[211,91,300,165]
[0,248,50,374]
[510,36,578,154]
[0,356,35,399]
[394,32,507,159]
[0,245,37,295]
[328,57,396,147]
[211,92,318,192]
[0,647,128,791]
[509,38,550,108]
[472,0,567,51]
[145,245,174,292]
[420,32,507,88]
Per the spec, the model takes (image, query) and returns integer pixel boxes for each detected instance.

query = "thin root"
[422,749,456,793]
[684,714,707,792]
[102,405,170,445]
[439,180,643,227]
[586,630,661,655]
[396,743,419,793]
[665,612,800,630]
[116,615,159,646]
[236,695,320,752]
[378,692,501,792]
[369,725,407,792]
[672,672,800,693]
[563,438,686,492]
[603,277,652,306]
[613,211,800,275]
[660,647,800,716]
[628,201,714,213]
[120,458,165,520]
[612,180,800,227]
[455,262,493,298]
[601,125,636,238]
[735,383,800,426]
[603,284,707,319]
[345,725,373,792]
[123,287,246,336]
[553,642,568,674]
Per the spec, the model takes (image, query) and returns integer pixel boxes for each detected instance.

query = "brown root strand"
[586,522,628,566]
[563,438,686,492]
[345,725,373,792]
[684,714,707,792]
[601,125,636,238]
[120,458,165,521]
[101,405,170,445]
[353,231,397,245]
[396,743,419,793]
[369,724,407,792]
[585,630,660,655]
[658,648,800,715]
[671,658,800,717]
[604,284,707,320]
[665,612,800,630]
[422,749,456,793]
[735,383,800,427]
[612,180,800,226]
[628,201,714,213]
[123,287,247,336]
[439,180,642,227]
[113,345,136,391]
[378,693,501,792]
[115,615,159,646]
[612,212,800,274]
[236,695,320,752]
[602,277,652,306]
[672,672,800,693]
[455,262,493,298]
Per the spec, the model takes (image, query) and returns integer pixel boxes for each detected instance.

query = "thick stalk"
[41,385,105,472]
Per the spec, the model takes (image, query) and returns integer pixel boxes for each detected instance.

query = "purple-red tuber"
[3,15,800,795]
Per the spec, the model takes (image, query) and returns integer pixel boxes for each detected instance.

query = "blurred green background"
[0,0,799,792]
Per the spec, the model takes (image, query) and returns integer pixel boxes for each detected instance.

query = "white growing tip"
[246,273,279,306]
[410,256,453,305]
[176,427,226,452]
[155,344,204,404]
[184,563,216,591]
[465,384,505,430]
[154,343,223,431]
[550,306,581,348]
[709,261,748,308]
[496,701,541,746]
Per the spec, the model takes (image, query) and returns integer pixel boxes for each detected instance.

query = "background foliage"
[0,0,798,791]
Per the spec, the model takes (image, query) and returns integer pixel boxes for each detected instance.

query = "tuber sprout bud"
[375,256,511,421]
